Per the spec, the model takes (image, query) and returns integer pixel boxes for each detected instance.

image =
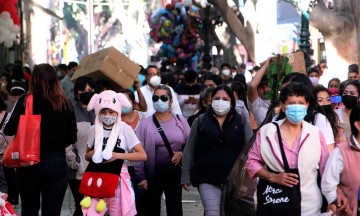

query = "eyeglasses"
[152,95,169,102]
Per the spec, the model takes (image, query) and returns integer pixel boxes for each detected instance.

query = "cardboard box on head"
[72,46,141,91]
[270,51,306,74]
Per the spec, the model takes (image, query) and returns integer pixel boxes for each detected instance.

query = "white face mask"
[98,115,117,126]
[212,99,231,116]
[149,76,161,87]
[309,77,319,85]
[222,69,230,77]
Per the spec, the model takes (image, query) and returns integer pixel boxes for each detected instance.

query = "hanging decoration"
[148,0,204,70]
[0,0,20,48]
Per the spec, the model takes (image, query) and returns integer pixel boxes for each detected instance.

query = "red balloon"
[0,0,20,25]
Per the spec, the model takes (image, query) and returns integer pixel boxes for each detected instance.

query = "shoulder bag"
[3,94,41,168]
[152,115,181,171]
[256,122,301,216]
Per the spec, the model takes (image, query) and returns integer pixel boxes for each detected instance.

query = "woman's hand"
[172,151,183,165]
[335,187,350,214]
[85,149,94,161]
[182,183,190,191]
[138,180,148,190]
[272,172,299,187]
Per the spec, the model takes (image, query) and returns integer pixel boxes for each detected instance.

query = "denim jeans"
[16,152,68,216]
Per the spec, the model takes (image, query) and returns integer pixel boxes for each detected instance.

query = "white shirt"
[177,94,200,119]
[87,124,140,153]
[240,71,253,83]
[314,113,335,145]
[134,84,182,118]
[321,136,360,204]
[250,97,270,126]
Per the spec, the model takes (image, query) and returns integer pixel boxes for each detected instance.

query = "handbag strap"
[152,115,174,158]
[25,94,34,115]
[272,122,290,172]
[0,112,8,129]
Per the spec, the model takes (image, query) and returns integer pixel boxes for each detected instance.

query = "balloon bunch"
[0,0,20,48]
[148,0,204,70]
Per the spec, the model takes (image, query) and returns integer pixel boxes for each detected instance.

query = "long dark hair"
[30,64,71,111]
[341,80,360,96]
[231,81,248,110]
[0,95,7,112]
[350,104,360,137]
[196,86,215,112]
[313,85,339,138]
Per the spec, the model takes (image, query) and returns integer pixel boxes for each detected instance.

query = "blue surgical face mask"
[285,104,307,124]
[57,71,63,79]
[121,105,133,114]
[153,100,169,113]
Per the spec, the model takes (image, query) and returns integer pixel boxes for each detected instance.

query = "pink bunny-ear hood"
[87,93,100,112]
[117,93,132,107]
[89,90,123,115]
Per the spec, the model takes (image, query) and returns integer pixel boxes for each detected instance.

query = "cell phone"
[330,95,342,104]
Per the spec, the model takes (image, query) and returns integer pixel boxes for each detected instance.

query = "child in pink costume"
[81,90,147,216]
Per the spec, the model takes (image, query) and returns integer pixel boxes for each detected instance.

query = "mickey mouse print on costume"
[80,90,147,216]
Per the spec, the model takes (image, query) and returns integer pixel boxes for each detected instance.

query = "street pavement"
[13,185,203,216]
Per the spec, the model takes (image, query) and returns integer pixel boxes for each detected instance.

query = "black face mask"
[321,104,333,112]
[342,95,358,109]
[79,92,95,105]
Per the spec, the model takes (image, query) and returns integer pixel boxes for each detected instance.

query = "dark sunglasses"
[152,95,169,102]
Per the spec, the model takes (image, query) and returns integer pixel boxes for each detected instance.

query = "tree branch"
[209,0,255,61]
[309,3,353,35]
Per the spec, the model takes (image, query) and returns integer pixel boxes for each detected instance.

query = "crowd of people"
[0,58,359,216]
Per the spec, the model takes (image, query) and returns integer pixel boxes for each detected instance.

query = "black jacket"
[191,109,245,186]
[4,92,77,153]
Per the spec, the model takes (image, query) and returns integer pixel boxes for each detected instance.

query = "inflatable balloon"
[0,0,20,47]
[147,0,204,70]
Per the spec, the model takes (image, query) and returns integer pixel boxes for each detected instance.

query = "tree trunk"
[310,1,360,81]
[208,0,256,62]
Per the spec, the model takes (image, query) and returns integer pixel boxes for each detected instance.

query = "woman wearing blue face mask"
[246,82,329,216]
[182,85,254,216]
[119,89,146,131]
[119,88,147,215]
[134,85,190,216]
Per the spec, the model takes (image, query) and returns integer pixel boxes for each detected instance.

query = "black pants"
[128,166,145,216]
[143,168,182,216]
[68,179,83,216]
[16,152,69,216]
[3,165,19,205]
